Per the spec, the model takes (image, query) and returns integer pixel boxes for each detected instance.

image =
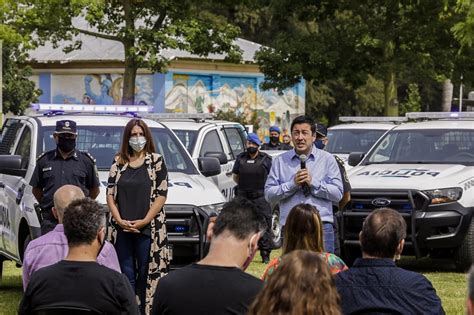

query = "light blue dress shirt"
[265,145,343,225]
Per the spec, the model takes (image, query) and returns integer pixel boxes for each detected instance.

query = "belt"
[237,190,264,199]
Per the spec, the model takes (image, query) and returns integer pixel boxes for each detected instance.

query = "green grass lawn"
[1,252,468,314]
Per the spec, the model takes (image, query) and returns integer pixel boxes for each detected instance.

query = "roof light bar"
[339,116,407,123]
[143,113,214,120]
[406,112,474,120]
[31,103,153,113]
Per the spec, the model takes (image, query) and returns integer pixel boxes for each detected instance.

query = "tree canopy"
[1,0,40,115]
[11,0,244,105]
[254,0,474,116]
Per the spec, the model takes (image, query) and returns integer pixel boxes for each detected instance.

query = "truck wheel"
[271,208,282,249]
[454,219,474,272]
[22,235,31,263]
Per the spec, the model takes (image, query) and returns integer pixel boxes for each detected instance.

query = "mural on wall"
[51,74,154,105]
[43,71,304,137]
[165,73,305,138]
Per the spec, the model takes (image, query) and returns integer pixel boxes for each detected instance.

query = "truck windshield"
[172,130,198,153]
[326,129,387,154]
[40,126,198,174]
[366,129,474,166]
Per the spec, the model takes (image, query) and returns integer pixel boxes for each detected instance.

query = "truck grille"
[165,205,210,268]
[343,189,430,256]
[349,190,429,213]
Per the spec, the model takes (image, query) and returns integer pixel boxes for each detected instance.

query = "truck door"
[220,126,247,200]
[3,123,33,256]
[198,129,234,200]
[0,118,24,256]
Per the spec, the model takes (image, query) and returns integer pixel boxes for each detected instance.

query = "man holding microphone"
[265,116,343,253]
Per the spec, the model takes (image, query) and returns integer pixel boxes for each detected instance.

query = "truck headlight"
[200,202,225,217]
[422,188,463,204]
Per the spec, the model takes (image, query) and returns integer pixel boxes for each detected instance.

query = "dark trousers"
[115,230,151,314]
[40,208,58,235]
[252,196,273,256]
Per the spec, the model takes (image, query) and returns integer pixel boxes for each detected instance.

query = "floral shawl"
[107,152,169,314]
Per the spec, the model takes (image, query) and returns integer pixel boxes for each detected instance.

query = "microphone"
[299,154,310,196]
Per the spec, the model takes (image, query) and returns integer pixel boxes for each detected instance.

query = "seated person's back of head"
[19,198,139,315]
[249,250,342,315]
[262,203,347,281]
[335,208,444,315]
[151,197,266,315]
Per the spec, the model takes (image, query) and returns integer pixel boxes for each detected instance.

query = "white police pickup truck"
[342,112,474,270]
[0,105,226,274]
[150,113,247,201]
[327,116,405,170]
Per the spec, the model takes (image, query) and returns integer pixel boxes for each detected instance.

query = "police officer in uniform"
[232,133,273,263]
[261,126,292,151]
[30,120,100,234]
[315,123,351,256]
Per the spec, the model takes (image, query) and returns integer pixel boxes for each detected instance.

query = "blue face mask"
[315,139,326,150]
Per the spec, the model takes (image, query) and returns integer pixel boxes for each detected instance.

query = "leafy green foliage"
[2,47,41,115]
[254,0,469,116]
[400,83,422,115]
[1,1,40,115]
[452,0,474,47]
[354,75,385,117]
[10,0,244,104]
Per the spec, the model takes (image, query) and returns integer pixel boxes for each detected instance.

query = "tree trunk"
[384,70,398,116]
[122,49,137,105]
[383,40,398,116]
[121,0,136,105]
[441,79,453,112]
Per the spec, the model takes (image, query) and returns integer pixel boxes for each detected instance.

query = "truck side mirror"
[0,155,26,177]
[197,157,221,177]
[348,152,365,167]
[204,152,228,165]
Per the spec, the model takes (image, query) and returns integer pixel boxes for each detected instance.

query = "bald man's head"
[360,208,407,258]
[53,185,85,222]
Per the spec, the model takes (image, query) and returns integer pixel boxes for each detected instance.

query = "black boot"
[261,251,270,264]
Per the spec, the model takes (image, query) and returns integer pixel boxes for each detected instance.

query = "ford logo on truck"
[371,198,391,207]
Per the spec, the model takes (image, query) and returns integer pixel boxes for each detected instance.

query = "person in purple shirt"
[265,115,343,253]
[22,185,120,290]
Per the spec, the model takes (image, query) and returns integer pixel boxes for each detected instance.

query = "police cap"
[247,133,262,146]
[55,120,77,134]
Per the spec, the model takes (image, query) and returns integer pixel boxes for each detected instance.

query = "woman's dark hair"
[283,203,324,254]
[118,119,156,164]
[360,208,407,258]
[290,115,316,135]
[248,250,341,315]
[63,198,106,246]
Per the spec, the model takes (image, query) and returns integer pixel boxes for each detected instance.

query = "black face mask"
[57,137,76,152]
[270,136,279,143]
[247,147,258,155]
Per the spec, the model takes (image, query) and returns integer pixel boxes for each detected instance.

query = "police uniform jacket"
[30,149,100,210]
[232,151,272,195]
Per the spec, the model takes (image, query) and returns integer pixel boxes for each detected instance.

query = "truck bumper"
[342,189,473,257]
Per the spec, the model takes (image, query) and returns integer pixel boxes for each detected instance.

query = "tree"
[11,0,243,105]
[1,1,40,115]
[255,1,467,116]
[452,0,474,47]
[400,83,422,115]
